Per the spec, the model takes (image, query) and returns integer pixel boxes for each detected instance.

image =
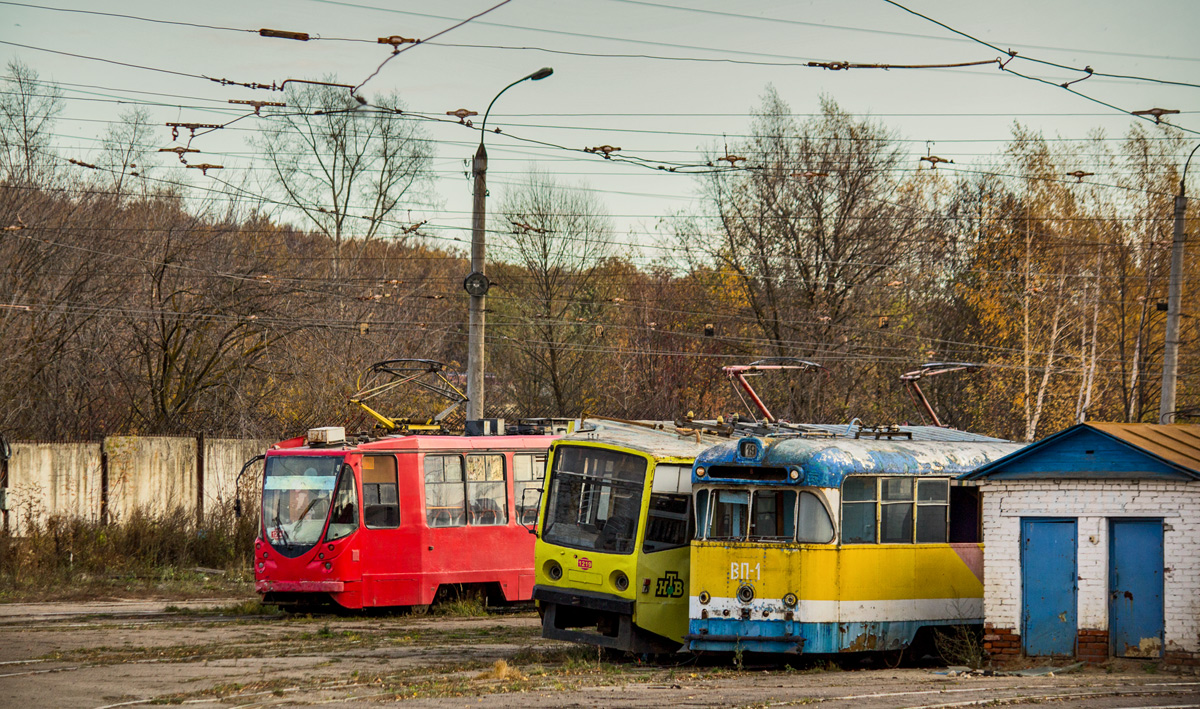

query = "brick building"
[961,423,1200,670]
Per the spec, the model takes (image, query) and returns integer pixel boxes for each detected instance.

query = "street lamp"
[465,67,554,424]
[1160,141,1199,424]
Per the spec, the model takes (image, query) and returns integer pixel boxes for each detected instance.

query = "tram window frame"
[361,454,400,529]
[749,489,796,541]
[706,489,750,540]
[542,446,647,555]
[696,487,834,543]
[915,479,949,543]
[465,454,508,526]
[643,493,691,552]
[325,465,359,542]
[513,453,546,526]
[423,454,466,527]
[797,491,835,543]
[839,476,951,544]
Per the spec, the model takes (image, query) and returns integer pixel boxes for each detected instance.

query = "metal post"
[1160,192,1188,424]
[464,68,553,423]
[466,141,488,421]
[1160,143,1199,424]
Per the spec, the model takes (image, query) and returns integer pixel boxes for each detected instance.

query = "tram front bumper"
[256,579,346,593]
[534,585,672,652]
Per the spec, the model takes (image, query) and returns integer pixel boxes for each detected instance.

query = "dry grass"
[0,502,258,600]
[476,659,526,681]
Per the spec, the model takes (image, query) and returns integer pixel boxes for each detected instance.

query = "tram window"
[916,479,949,543]
[466,454,507,525]
[949,486,981,543]
[325,468,359,542]
[514,453,546,526]
[362,455,399,529]
[694,490,709,539]
[749,490,795,540]
[643,494,690,551]
[424,455,466,527]
[880,477,914,543]
[543,446,647,554]
[797,491,835,543]
[840,476,952,544]
[708,489,749,540]
[841,476,878,543]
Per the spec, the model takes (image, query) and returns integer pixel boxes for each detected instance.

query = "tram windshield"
[262,455,358,558]
[695,487,834,543]
[542,446,647,555]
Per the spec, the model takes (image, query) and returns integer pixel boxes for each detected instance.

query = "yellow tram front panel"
[534,420,716,654]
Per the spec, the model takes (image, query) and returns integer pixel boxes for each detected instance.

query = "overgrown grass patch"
[0,503,258,601]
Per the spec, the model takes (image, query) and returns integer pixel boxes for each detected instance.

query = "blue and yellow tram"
[686,426,1023,654]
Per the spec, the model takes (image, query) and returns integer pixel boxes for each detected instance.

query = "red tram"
[253,425,557,610]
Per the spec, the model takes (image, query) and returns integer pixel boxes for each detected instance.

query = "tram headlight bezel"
[783,592,798,607]
[545,560,563,581]
[698,591,711,605]
[612,570,629,592]
[736,584,755,604]
[695,467,705,478]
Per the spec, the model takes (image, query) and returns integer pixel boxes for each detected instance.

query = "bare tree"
[254,80,433,280]
[682,89,933,422]
[0,59,62,186]
[488,171,616,415]
[97,107,156,196]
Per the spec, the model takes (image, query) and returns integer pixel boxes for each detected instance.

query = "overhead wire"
[877,0,1200,138]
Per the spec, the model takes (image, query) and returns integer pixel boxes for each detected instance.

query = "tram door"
[1021,518,1077,656]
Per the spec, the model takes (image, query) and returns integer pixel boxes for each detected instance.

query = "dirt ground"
[0,598,1196,708]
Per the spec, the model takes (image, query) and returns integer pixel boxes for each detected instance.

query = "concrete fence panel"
[203,438,272,515]
[105,436,198,521]
[6,442,103,533]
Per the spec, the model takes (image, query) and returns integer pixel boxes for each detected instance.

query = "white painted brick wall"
[981,480,1200,653]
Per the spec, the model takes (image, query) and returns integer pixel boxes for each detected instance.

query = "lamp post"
[1160,142,1199,424]
[465,67,554,424]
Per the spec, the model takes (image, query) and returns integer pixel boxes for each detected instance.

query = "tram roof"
[695,431,1025,487]
[270,433,555,454]
[557,418,728,459]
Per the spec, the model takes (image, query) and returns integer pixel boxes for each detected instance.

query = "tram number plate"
[730,562,761,581]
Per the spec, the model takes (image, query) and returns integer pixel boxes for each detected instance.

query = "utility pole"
[1160,143,1199,424]
[464,68,553,424]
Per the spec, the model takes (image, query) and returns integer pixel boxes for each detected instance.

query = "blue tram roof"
[694,425,1024,488]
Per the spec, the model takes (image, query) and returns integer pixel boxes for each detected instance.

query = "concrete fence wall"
[2,436,271,533]
[6,442,104,533]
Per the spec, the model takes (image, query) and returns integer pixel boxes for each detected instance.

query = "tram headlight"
[789,468,800,481]
[698,591,711,605]
[611,571,629,592]
[545,560,563,581]
[695,467,705,478]
[783,592,798,607]
[737,584,755,604]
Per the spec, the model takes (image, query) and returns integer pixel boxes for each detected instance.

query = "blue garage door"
[1110,519,1164,658]
[1022,518,1077,656]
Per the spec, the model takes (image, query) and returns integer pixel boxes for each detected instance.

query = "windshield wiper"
[294,496,323,524]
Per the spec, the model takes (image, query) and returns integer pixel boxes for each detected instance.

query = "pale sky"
[3,0,1198,263]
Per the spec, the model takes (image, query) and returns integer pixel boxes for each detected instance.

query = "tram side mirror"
[520,487,543,536]
[234,454,266,522]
